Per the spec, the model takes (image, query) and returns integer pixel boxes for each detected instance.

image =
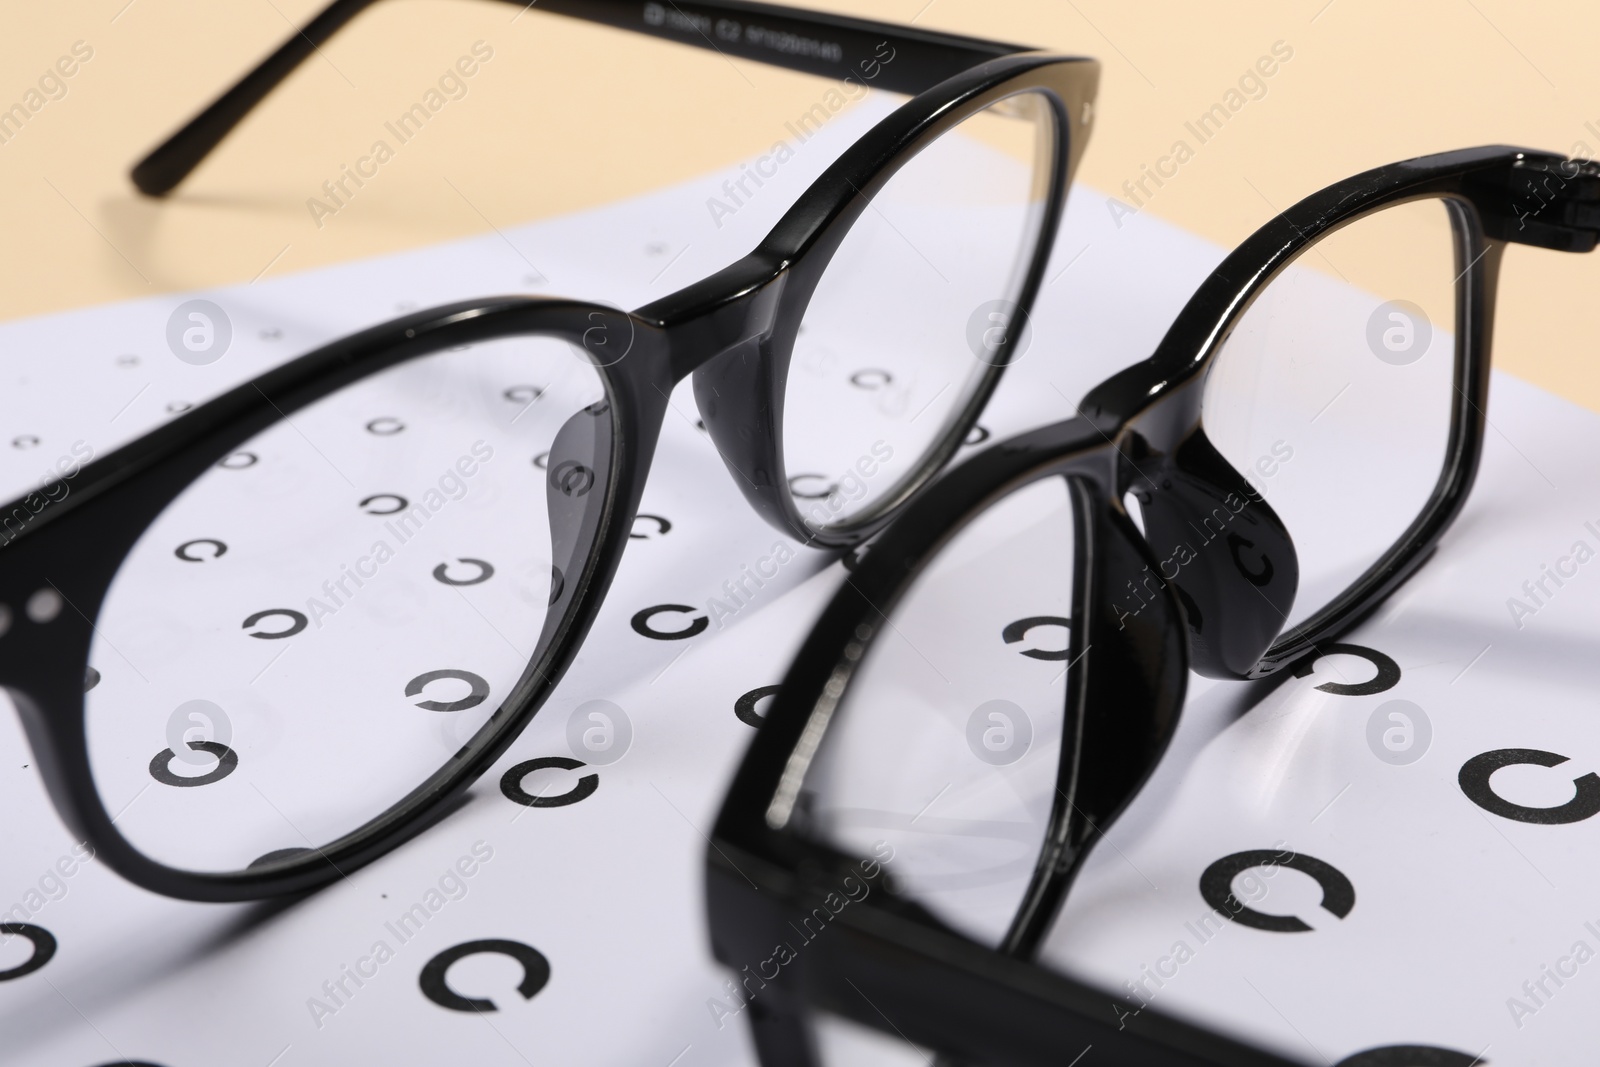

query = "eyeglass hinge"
[1469,156,1600,253]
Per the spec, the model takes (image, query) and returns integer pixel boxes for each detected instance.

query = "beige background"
[4,0,1598,406]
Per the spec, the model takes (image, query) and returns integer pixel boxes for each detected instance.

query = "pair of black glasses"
[0,1,1098,901]
[707,145,1600,1066]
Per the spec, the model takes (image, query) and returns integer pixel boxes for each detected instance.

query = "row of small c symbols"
[1295,643,1600,825]
[0,916,1476,1066]
[215,639,1599,822]
[145,669,500,788]
[0,922,554,1020]
[494,682,801,813]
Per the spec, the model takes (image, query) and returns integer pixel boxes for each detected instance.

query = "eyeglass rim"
[1080,143,1587,676]
[707,143,1599,1066]
[0,53,1095,902]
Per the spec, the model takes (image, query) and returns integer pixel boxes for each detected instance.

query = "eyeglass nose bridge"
[642,257,791,382]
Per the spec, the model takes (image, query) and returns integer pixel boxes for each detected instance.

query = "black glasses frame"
[0,0,1098,902]
[707,145,1600,1066]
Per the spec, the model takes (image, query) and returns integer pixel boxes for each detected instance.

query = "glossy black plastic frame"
[0,0,1099,902]
[708,146,1600,1066]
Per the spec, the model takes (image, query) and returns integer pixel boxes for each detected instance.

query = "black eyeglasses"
[706,146,1600,1066]
[0,0,1098,901]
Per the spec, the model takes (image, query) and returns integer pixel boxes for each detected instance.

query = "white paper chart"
[3,97,1595,1066]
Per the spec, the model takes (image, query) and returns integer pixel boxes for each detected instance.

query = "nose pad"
[539,400,614,636]
[692,337,791,536]
[1130,428,1298,679]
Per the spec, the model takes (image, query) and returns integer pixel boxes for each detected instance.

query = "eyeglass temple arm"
[129,0,1031,197]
